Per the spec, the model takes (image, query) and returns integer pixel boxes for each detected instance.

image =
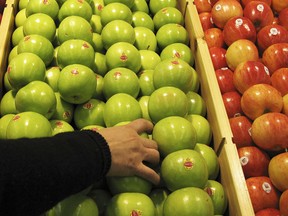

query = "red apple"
[270,68,288,96]
[279,189,288,216]
[225,39,259,71]
[229,115,253,148]
[194,0,212,13]
[278,7,288,30]
[283,94,288,116]
[246,176,280,213]
[233,60,271,94]
[251,112,288,151]
[237,146,270,178]
[223,16,257,46]
[257,24,288,54]
[243,1,274,31]
[209,46,227,70]
[262,43,288,74]
[198,12,214,31]
[215,67,236,94]
[255,208,281,216]
[241,0,272,7]
[268,152,288,192]
[241,84,283,120]
[222,91,243,118]
[211,0,244,29]
[271,0,288,13]
[204,27,225,48]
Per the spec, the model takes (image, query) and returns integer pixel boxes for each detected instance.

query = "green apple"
[51,92,75,123]
[204,180,228,215]
[50,119,74,136]
[160,42,195,66]
[105,192,155,216]
[19,0,30,10]
[105,42,142,73]
[15,81,57,119]
[163,187,214,216]
[149,188,169,216]
[57,64,97,104]
[161,149,209,191]
[138,95,152,122]
[7,52,46,90]
[103,93,142,127]
[186,114,212,145]
[0,114,15,139]
[57,39,95,69]
[91,33,104,53]
[12,26,25,47]
[131,0,149,13]
[149,0,177,15]
[194,143,220,180]
[106,176,153,195]
[3,72,13,92]
[190,66,200,92]
[101,20,136,50]
[0,90,18,116]
[132,11,154,31]
[148,86,188,123]
[15,9,27,28]
[23,13,56,41]
[88,189,112,216]
[58,0,93,22]
[90,14,103,34]
[8,46,18,64]
[138,69,155,96]
[153,6,184,30]
[17,34,54,67]
[90,0,104,16]
[103,0,135,8]
[153,58,194,93]
[156,23,189,50]
[139,50,161,70]
[6,111,52,139]
[100,2,133,26]
[73,98,105,129]
[25,0,59,20]
[92,74,105,101]
[103,67,140,100]
[93,52,108,77]
[134,26,157,51]
[153,116,197,157]
[81,125,105,131]
[44,66,61,92]
[186,91,207,116]
[54,194,99,216]
[57,16,93,45]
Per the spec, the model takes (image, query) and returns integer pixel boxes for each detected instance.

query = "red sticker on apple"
[171,60,179,65]
[12,115,20,121]
[56,121,63,127]
[82,42,90,48]
[205,187,214,196]
[114,71,122,79]
[130,210,142,216]
[184,158,193,170]
[83,102,93,109]
[120,53,128,62]
[43,0,48,4]
[71,69,79,75]
[174,51,181,58]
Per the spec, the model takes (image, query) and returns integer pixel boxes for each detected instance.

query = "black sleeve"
[0,130,111,216]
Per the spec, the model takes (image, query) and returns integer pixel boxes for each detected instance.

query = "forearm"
[0,130,111,216]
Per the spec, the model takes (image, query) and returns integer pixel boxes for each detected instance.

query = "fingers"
[127,118,154,134]
[136,163,161,186]
[144,148,160,165]
[140,137,158,150]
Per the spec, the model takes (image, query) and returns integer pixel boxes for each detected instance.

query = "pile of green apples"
[0,0,228,215]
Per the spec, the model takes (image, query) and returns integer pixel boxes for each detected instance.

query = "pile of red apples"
[194,0,288,215]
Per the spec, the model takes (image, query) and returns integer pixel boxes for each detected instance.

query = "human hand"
[98,119,160,185]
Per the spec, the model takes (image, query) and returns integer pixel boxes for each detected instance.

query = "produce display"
[196,0,288,214]
[0,0,233,215]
